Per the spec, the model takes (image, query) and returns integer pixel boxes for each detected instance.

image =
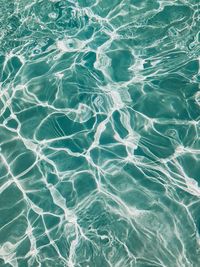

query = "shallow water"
[0,0,200,266]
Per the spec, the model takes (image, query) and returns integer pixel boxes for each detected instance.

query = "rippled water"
[0,0,200,266]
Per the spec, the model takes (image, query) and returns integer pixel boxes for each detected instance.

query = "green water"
[0,0,200,266]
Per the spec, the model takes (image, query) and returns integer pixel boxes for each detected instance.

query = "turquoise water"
[0,0,200,266]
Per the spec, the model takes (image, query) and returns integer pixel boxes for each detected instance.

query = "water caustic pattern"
[0,0,200,266]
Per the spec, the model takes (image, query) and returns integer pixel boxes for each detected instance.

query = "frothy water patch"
[56,38,86,52]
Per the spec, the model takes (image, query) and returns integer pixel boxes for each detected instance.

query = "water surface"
[0,0,200,266]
